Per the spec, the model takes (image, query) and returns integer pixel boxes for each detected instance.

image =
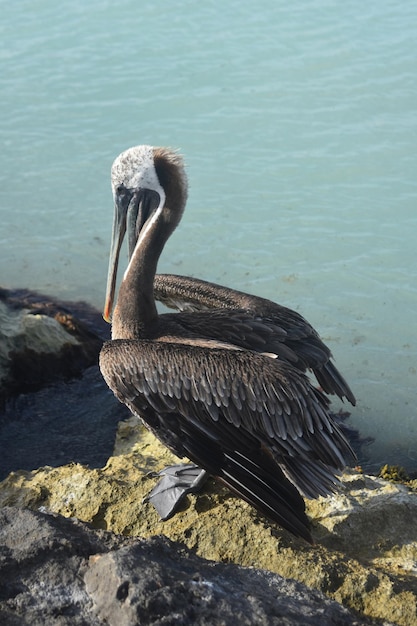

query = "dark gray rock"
[0,288,131,479]
[0,507,386,626]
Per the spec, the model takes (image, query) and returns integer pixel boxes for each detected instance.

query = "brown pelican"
[100,145,355,543]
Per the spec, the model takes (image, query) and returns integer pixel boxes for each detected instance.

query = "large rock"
[0,287,107,401]
[0,289,130,480]
[0,506,383,625]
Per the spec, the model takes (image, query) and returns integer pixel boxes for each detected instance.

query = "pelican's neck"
[111,226,166,340]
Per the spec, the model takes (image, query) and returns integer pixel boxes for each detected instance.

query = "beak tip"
[103,306,112,324]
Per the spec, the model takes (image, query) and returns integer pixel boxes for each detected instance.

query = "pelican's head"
[103,145,188,322]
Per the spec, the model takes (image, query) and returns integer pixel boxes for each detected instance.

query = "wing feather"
[154,274,356,405]
[100,339,354,503]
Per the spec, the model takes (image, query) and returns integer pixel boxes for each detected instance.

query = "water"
[1,0,416,472]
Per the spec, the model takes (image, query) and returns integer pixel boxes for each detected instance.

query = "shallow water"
[1,1,416,471]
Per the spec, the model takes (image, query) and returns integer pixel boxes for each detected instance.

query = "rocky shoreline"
[0,288,416,625]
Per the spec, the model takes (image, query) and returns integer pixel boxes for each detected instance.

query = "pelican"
[100,145,355,543]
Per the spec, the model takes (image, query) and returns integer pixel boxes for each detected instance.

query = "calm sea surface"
[1,1,416,471]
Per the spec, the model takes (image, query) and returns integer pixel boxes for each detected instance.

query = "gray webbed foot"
[143,463,208,520]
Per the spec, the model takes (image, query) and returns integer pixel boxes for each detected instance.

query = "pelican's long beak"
[103,187,161,323]
[103,193,129,323]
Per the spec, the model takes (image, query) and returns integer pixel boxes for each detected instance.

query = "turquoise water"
[1,0,416,471]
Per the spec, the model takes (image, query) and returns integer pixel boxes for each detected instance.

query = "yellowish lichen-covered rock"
[1,417,417,625]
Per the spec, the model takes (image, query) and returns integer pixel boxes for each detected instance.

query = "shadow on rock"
[0,288,130,479]
[0,366,130,479]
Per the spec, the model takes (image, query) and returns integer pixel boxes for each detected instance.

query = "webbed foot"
[143,463,208,520]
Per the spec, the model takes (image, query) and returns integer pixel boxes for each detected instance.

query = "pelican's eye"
[115,183,133,207]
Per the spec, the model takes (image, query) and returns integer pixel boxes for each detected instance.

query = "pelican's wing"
[155,273,356,406]
[100,339,354,537]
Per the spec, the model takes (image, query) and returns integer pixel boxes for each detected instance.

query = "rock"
[0,287,107,401]
[0,506,381,625]
[0,288,130,480]
[0,420,415,625]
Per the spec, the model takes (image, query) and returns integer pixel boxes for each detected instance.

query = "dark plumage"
[100,145,356,543]
[154,273,356,406]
